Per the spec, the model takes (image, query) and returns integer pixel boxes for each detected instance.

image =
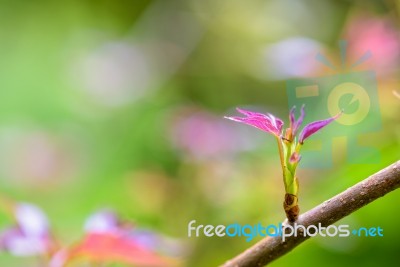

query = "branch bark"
[221,160,400,267]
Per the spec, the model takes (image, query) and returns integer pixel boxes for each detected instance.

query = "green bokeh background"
[0,0,399,266]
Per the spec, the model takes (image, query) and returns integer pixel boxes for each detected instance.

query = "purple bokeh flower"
[0,203,53,257]
[253,37,324,80]
[129,229,184,257]
[84,210,122,234]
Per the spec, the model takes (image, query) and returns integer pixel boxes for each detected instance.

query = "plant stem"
[221,160,400,267]
[276,137,285,173]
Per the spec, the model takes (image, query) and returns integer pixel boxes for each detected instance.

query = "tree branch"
[221,160,400,267]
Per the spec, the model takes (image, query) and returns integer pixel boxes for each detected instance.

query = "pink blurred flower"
[170,109,247,161]
[345,16,400,75]
[0,129,80,189]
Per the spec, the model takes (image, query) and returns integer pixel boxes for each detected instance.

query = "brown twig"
[221,160,400,267]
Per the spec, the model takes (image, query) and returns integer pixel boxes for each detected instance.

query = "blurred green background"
[0,0,399,266]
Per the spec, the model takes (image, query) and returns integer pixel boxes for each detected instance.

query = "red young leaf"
[62,233,180,267]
